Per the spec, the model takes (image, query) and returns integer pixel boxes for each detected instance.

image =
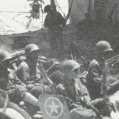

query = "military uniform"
[86,41,114,100]
[58,60,97,119]
[59,60,91,104]
[16,60,30,84]
[87,59,103,99]
[85,41,118,118]
[0,50,32,119]
[0,89,32,119]
[25,44,40,80]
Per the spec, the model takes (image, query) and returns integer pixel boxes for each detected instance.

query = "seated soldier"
[60,60,112,118]
[59,60,100,118]
[59,59,90,104]
[0,49,40,116]
[0,88,32,119]
[16,43,41,83]
[0,49,32,119]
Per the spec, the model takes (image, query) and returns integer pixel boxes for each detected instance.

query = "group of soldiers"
[0,40,119,119]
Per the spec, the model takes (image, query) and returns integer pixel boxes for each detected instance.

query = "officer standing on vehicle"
[87,40,114,100]
[44,5,65,58]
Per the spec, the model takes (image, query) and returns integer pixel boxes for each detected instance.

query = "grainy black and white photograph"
[0,0,119,119]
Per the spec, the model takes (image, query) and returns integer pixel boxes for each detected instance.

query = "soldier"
[0,49,32,119]
[60,59,90,104]
[16,43,41,83]
[44,5,65,58]
[85,40,118,117]
[23,43,54,98]
[59,60,101,119]
[86,40,114,100]
[9,44,43,111]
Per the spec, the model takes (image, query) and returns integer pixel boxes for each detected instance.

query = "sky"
[0,0,68,35]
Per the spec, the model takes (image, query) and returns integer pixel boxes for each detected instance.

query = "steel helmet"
[0,50,11,63]
[25,43,40,55]
[61,60,80,72]
[96,40,113,52]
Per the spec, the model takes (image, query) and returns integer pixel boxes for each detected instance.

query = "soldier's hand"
[56,83,65,91]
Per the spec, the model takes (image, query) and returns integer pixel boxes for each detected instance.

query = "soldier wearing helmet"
[85,41,119,117]
[25,43,41,80]
[86,40,114,100]
[96,40,113,59]
[25,43,40,57]
[0,49,38,119]
[16,43,40,83]
[59,59,90,103]
[96,40,113,52]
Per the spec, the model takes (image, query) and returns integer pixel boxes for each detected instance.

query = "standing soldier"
[44,5,65,58]
[87,40,114,100]
[85,41,118,117]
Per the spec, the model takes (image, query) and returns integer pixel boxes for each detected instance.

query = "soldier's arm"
[75,79,91,103]
[107,79,119,94]
[109,79,119,87]
[17,62,30,83]
[90,98,104,105]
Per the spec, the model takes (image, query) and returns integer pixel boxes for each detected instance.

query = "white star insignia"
[44,96,63,118]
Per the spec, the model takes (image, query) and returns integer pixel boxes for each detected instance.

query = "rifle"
[100,59,109,98]
[37,56,53,86]
[78,98,102,119]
